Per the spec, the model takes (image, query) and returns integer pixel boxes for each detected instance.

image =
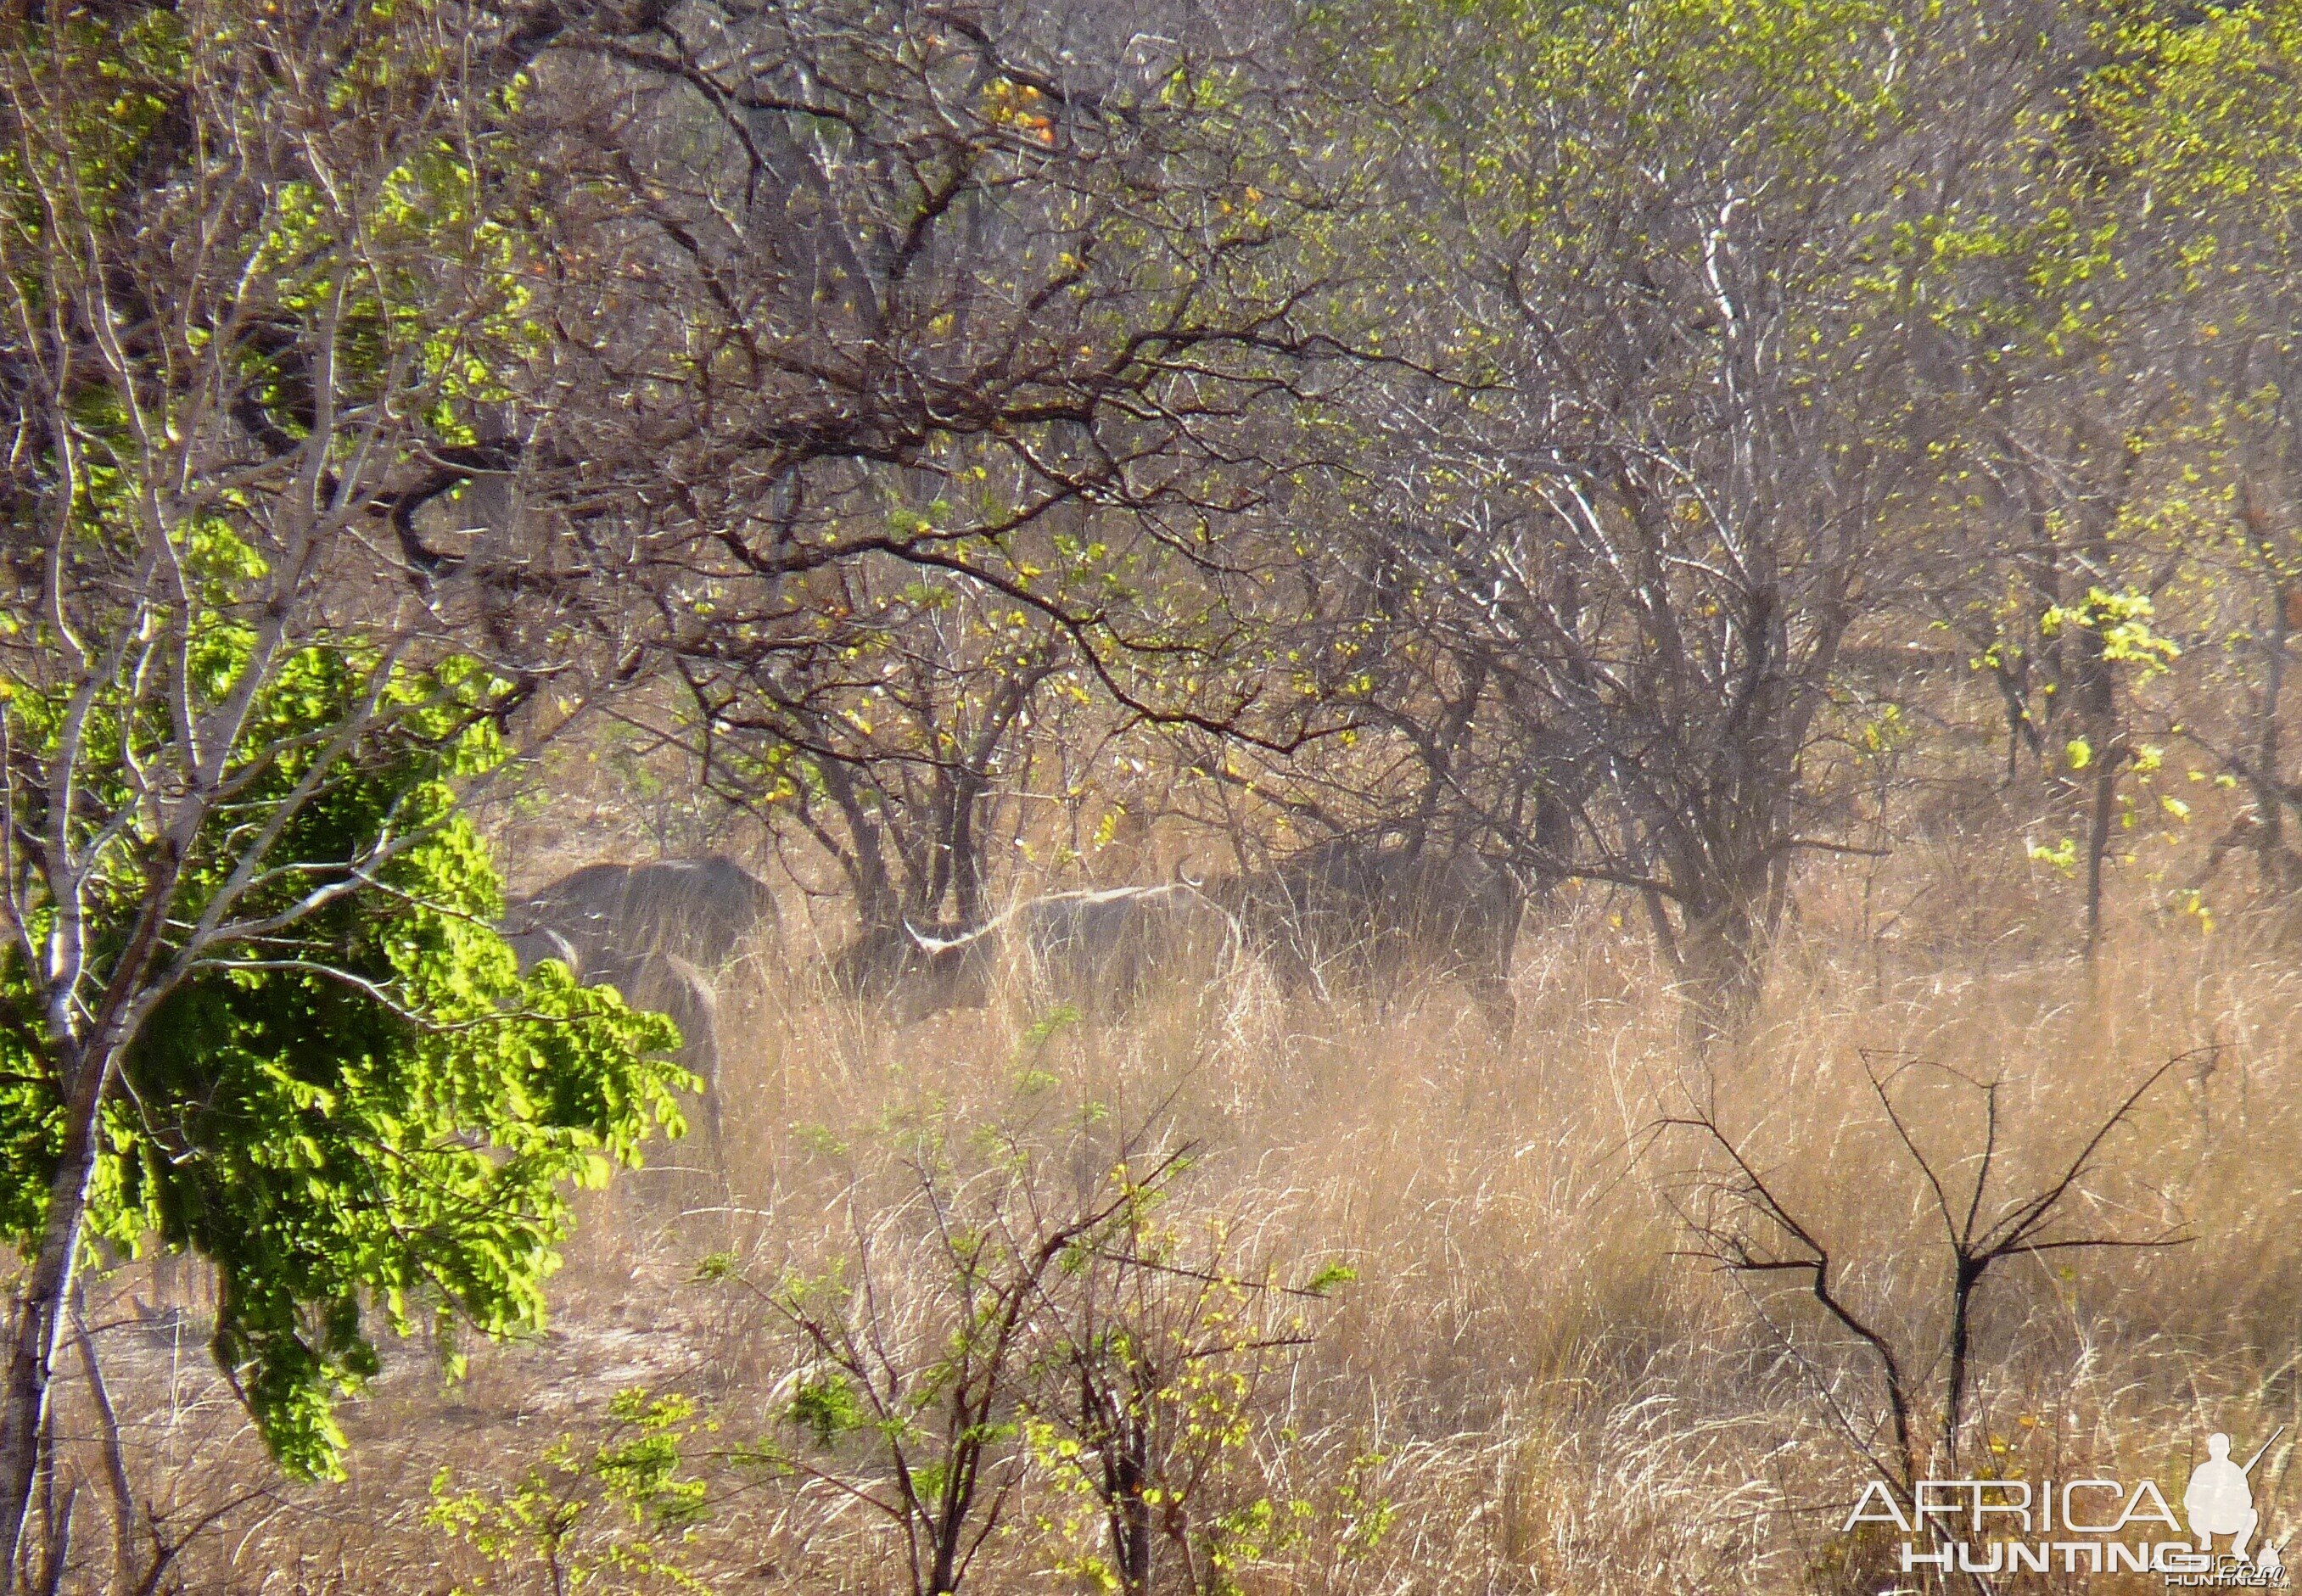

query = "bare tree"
[1663,1054,2192,1515]
[682,562,1074,988]
[1257,0,2078,1039]
[469,0,1347,886]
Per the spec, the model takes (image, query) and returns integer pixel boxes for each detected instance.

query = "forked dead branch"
[1660,1052,2198,1512]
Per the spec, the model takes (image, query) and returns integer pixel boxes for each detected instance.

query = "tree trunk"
[2076,436,2143,960]
[0,1051,115,1573]
[1103,1395,1154,1596]
[2240,483,2293,893]
[1677,896,1768,1054]
[2071,566,2120,962]
[2082,747,2119,962]
[2257,578,2293,893]
[942,768,991,928]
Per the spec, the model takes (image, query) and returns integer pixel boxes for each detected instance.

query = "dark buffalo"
[501,856,778,1138]
[504,856,779,977]
[1210,838,1524,1034]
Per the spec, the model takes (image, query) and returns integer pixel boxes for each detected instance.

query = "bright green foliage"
[0,646,689,1481]
[0,0,695,1487]
[2086,3,2302,249]
[428,1386,711,1593]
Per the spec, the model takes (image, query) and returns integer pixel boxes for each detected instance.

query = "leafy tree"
[2083,3,2302,903]
[0,0,691,1568]
[1024,1163,1356,1596]
[1911,3,2302,945]
[0,643,692,1482]
[428,1386,711,1596]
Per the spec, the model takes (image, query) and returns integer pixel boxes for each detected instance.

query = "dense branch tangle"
[501,2,1350,930]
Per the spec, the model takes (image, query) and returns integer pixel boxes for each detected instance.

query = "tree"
[1664,1055,2191,1518]
[488,0,1349,930]
[0,0,688,1570]
[723,1108,1347,1596]
[1026,1151,1347,1596]
[1896,4,2302,951]
[2083,4,2302,905]
[685,550,1077,988]
[1272,0,2050,1039]
[428,1386,711,1596]
[0,647,692,1554]
[737,1130,1199,1596]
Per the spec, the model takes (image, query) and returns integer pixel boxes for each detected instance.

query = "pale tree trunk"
[0,1045,117,1575]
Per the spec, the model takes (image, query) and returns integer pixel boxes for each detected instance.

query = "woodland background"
[8,1,2302,1591]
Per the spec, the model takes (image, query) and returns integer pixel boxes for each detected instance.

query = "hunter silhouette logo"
[2187,1431,2271,1560]
[2182,1426,2288,1583]
[1846,1418,2290,1585]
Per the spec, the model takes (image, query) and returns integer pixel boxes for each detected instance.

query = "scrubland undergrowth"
[48,842,2302,1596]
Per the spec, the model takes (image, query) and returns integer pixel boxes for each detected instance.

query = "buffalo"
[501,856,780,1138]
[503,856,779,977]
[1209,837,1524,1034]
[837,878,1240,1022]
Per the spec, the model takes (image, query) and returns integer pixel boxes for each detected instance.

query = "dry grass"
[52,838,2302,1594]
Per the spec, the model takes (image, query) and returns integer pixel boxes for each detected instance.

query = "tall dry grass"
[50,832,2302,1594]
